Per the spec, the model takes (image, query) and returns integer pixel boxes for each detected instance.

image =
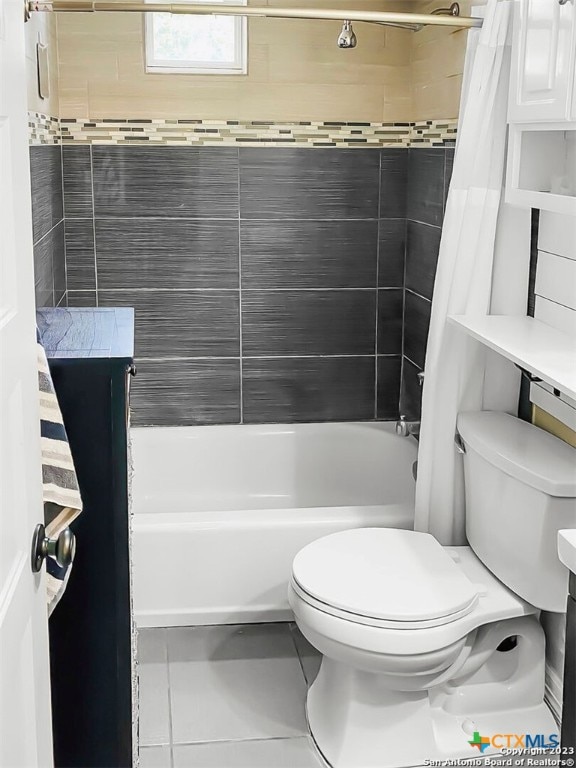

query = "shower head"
[337,20,357,49]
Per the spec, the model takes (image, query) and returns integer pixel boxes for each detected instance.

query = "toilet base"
[307,620,558,768]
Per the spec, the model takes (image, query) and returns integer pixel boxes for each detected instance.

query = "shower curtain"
[414,0,513,545]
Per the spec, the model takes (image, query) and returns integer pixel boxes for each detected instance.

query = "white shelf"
[448,315,576,400]
[558,530,576,576]
[506,124,576,216]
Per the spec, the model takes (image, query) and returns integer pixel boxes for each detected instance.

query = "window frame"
[144,0,248,76]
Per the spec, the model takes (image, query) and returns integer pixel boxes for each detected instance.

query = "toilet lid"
[292,529,479,624]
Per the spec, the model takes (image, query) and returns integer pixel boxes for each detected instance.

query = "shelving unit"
[448,315,576,400]
[505,124,576,216]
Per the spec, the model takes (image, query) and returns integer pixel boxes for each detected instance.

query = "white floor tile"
[289,624,322,686]
[139,629,171,747]
[173,737,323,768]
[139,629,168,664]
[139,746,172,768]
[168,624,308,744]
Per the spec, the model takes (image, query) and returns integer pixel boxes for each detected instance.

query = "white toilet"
[289,412,576,768]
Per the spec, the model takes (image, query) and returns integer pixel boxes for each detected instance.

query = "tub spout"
[395,418,420,438]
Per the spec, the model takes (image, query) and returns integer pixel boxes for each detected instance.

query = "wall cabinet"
[509,0,576,123]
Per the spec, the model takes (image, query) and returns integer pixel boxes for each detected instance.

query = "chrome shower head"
[337,20,357,49]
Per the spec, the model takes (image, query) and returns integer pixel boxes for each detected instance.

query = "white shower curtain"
[414,0,513,545]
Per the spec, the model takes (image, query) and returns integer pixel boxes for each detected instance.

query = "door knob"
[31,524,76,573]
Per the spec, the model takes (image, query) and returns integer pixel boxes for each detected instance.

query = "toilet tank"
[457,411,576,613]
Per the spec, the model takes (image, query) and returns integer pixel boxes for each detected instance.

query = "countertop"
[37,307,134,360]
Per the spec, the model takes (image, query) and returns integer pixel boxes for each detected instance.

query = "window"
[145,0,247,75]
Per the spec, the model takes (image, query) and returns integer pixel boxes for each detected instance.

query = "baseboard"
[545,664,563,726]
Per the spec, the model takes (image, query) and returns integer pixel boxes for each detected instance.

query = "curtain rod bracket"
[26,0,53,17]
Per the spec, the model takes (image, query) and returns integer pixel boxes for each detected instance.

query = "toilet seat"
[291,528,479,629]
[291,578,479,630]
[289,534,537,657]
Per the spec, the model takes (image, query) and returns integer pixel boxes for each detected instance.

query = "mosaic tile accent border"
[29,113,458,148]
[28,112,61,146]
[411,120,458,146]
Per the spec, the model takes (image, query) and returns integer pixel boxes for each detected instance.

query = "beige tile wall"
[41,0,485,121]
[26,13,60,115]
[55,0,416,122]
[411,0,486,120]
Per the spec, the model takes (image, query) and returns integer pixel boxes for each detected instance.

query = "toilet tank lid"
[457,412,576,497]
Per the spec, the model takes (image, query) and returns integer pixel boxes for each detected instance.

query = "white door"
[0,0,54,763]
[508,0,576,122]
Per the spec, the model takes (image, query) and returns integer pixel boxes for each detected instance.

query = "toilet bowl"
[289,413,576,768]
[289,530,555,767]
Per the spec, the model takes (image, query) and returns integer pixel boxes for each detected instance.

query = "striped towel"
[37,333,83,614]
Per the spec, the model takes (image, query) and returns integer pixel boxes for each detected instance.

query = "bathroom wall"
[30,144,66,308]
[54,0,486,123]
[400,145,453,422]
[505,207,576,719]
[55,0,412,123]
[27,15,65,308]
[411,0,487,121]
[26,13,60,117]
[28,0,463,424]
[60,140,453,427]
[526,210,576,444]
[62,144,409,426]
[527,210,576,717]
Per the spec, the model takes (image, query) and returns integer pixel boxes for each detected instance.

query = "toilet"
[289,412,576,768]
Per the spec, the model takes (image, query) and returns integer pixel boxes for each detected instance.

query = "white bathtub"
[131,422,418,627]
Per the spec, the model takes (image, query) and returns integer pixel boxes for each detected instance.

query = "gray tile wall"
[59,144,452,427]
[62,145,409,427]
[30,146,66,308]
[400,147,454,422]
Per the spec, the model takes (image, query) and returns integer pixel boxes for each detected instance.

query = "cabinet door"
[509,0,576,122]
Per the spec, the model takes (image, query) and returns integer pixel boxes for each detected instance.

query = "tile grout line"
[374,149,382,420]
[79,287,396,293]
[164,629,176,768]
[399,213,408,419]
[59,144,68,308]
[404,353,423,371]
[406,217,442,230]
[237,149,244,425]
[132,354,401,362]
[405,286,432,303]
[32,217,64,249]
[65,216,387,222]
[89,145,99,307]
[444,146,454,217]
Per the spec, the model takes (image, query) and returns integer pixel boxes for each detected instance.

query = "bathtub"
[131,422,418,628]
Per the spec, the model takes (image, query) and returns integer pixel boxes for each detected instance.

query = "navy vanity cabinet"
[37,307,135,768]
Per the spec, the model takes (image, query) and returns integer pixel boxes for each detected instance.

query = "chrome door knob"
[31,524,76,573]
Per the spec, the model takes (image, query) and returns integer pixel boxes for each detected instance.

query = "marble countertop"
[37,307,134,360]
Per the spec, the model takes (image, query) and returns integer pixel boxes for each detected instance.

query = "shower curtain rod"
[26,0,483,29]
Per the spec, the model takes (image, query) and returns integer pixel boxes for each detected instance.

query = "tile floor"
[138,622,324,768]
